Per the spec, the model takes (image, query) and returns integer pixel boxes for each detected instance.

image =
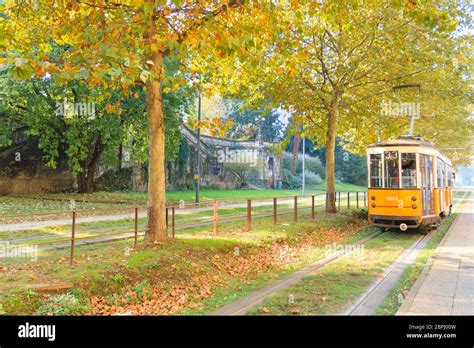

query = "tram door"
[437,158,445,212]
[420,155,434,215]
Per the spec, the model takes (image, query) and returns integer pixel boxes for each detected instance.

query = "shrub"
[281,151,325,178]
[224,163,261,188]
[35,292,89,316]
[304,171,322,185]
[94,167,132,191]
[282,168,301,189]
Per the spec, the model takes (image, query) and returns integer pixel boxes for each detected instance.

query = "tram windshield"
[384,151,399,188]
[401,153,417,188]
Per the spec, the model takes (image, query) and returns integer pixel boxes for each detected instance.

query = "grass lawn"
[2,195,364,246]
[0,208,373,315]
[1,180,366,216]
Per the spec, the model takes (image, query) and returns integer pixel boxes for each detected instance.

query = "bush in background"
[94,167,132,191]
[281,151,326,179]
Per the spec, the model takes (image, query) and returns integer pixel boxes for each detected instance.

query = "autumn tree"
[0,0,262,241]
[199,0,473,212]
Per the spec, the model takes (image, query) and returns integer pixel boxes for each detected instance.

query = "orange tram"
[366,136,454,232]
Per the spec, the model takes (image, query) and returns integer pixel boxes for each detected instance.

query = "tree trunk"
[76,137,104,194]
[291,135,300,175]
[76,167,95,194]
[145,52,167,242]
[325,99,338,213]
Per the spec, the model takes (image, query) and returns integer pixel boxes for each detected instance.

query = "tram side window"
[370,154,382,188]
[401,153,417,188]
[437,158,445,188]
[447,165,453,187]
[384,151,400,188]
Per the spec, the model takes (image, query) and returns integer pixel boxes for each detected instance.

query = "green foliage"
[219,100,288,142]
[94,168,133,192]
[304,171,322,185]
[281,168,301,189]
[224,163,261,188]
[35,292,89,316]
[0,74,124,173]
[112,274,125,284]
[177,138,190,177]
[131,280,150,298]
[0,56,194,192]
[311,141,367,186]
[282,151,325,178]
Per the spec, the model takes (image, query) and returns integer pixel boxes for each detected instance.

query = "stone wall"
[0,137,73,195]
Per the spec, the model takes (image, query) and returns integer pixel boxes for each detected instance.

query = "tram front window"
[384,151,399,188]
[401,153,417,188]
[370,154,382,188]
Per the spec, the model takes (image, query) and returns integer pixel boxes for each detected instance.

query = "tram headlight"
[371,195,376,200]
[371,203,376,208]
[412,204,417,209]
[411,196,417,201]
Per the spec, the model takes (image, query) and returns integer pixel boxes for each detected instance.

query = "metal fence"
[0,191,367,266]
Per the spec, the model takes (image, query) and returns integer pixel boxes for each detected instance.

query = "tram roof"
[367,135,435,149]
[367,136,452,165]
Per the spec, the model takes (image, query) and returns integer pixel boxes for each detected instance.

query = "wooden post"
[273,197,277,225]
[364,191,367,207]
[294,196,298,222]
[213,201,218,235]
[134,207,138,248]
[311,195,315,219]
[338,192,341,211]
[356,192,359,208]
[165,207,169,230]
[70,211,76,266]
[247,199,251,231]
[172,206,175,238]
[347,192,350,209]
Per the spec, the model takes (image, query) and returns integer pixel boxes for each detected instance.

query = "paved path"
[398,194,474,315]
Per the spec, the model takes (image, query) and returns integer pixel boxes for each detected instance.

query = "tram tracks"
[212,192,468,315]
[210,228,384,315]
[343,232,431,315]
[343,191,467,315]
